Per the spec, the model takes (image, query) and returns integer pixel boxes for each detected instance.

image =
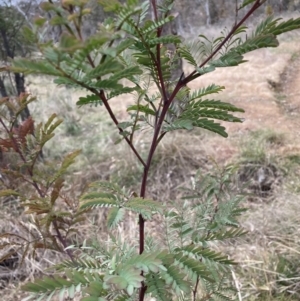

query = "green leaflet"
[165,118,228,137]
[125,197,163,219]
[77,94,102,107]
[104,266,143,295]
[270,17,300,35]
[52,258,103,273]
[108,66,143,81]
[59,33,83,53]
[254,16,300,36]
[159,261,191,295]
[209,52,246,68]
[234,34,279,55]
[106,87,138,100]
[181,108,244,123]
[84,60,123,80]
[173,253,213,281]
[118,121,134,130]
[178,45,198,67]
[146,273,172,301]
[188,84,225,100]
[127,104,156,116]
[141,16,174,34]
[148,35,182,46]
[12,59,61,76]
[84,280,107,297]
[115,39,136,54]
[107,207,125,229]
[88,181,126,196]
[121,252,166,274]
[21,270,99,300]
[116,6,142,29]
[188,99,244,112]
[239,0,260,9]
[163,119,194,132]
[98,0,122,12]
[90,80,124,90]
[80,198,119,209]
[176,245,236,265]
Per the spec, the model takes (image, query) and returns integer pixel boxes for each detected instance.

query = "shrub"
[1,0,300,300]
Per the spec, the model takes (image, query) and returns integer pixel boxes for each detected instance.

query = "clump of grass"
[281,152,300,194]
[236,129,286,201]
[230,192,300,300]
[240,129,285,163]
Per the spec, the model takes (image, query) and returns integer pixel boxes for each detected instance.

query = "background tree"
[0,0,37,120]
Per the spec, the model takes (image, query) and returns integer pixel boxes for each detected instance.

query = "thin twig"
[192,276,200,301]
[182,0,264,85]
[70,15,147,167]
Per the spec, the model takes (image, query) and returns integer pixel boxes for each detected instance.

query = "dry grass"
[1,19,300,300]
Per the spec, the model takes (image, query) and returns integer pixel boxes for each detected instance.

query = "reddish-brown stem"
[151,0,169,105]
[138,77,183,301]
[69,22,147,167]
[192,276,200,301]
[96,90,147,167]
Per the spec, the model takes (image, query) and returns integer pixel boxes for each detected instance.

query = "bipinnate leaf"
[59,33,82,52]
[77,94,102,107]
[125,197,163,219]
[146,273,172,301]
[22,270,91,300]
[107,207,125,229]
[189,84,225,100]
[80,196,119,210]
[176,245,236,265]
[209,52,246,68]
[164,119,194,132]
[127,104,156,116]
[83,280,107,298]
[104,267,143,295]
[88,181,125,195]
[166,118,228,137]
[84,59,123,80]
[12,59,62,76]
[141,16,174,34]
[173,253,213,282]
[123,252,166,274]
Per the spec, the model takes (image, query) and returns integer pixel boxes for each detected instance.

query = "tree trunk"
[1,21,31,121]
[153,1,185,83]
[161,13,184,82]
[0,76,8,98]
[14,73,30,121]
